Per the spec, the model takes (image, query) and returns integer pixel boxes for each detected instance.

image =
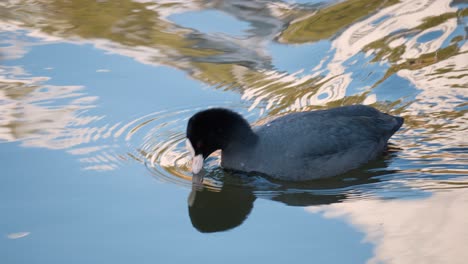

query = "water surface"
[1,0,467,263]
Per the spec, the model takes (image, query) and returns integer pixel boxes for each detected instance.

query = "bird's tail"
[392,116,404,133]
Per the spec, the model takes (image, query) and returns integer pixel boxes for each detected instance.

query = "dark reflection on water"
[188,180,256,233]
[187,151,400,233]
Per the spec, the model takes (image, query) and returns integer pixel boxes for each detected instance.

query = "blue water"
[1,0,467,263]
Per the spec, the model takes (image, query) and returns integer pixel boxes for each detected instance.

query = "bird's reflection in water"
[188,173,256,233]
[188,148,399,233]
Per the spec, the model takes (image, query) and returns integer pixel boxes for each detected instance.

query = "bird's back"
[222,105,403,181]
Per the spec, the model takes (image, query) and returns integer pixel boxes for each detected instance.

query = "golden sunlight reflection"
[1,0,465,115]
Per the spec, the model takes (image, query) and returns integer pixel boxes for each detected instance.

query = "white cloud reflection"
[0,61,125,170]
[6,231,31,239]
[306,186,468,264]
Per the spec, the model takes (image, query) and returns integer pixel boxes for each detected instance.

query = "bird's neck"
[220,113,258,150]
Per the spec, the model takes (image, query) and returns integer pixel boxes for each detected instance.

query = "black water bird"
[186,105,403,181]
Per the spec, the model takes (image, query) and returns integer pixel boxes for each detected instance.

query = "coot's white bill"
[192,154,204,174]
[186,138,203,174]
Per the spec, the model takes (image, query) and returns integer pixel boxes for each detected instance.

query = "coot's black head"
[186,108,256,174]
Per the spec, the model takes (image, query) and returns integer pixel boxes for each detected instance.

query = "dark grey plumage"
[187,105,403,181]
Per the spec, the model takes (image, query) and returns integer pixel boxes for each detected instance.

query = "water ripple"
[105,105,256,190]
